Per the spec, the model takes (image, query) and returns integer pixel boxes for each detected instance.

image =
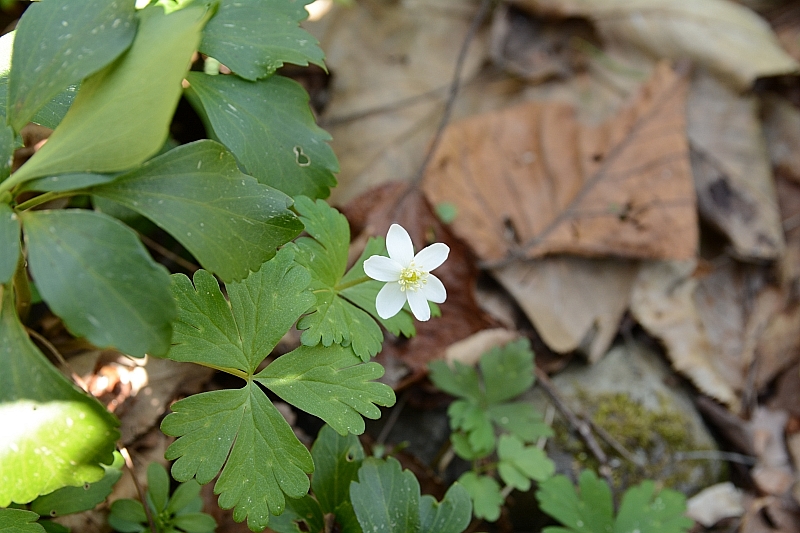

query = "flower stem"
[334,275,371,292]
[15,191,73,211]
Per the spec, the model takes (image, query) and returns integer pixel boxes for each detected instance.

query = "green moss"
[551,392,721,496]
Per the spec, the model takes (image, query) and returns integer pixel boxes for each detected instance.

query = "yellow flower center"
[398,263,427,292]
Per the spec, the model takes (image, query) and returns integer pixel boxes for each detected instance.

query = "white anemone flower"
[363,224,449,321]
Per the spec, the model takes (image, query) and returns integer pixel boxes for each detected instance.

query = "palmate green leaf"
[488,402,553,443]
[0,285,119,507]
[268,495,326,533]
[167,248,313,373]
[448,400,495,458]
[199,0,325,81]
[480,338,534,404]
[21,209,175,356]
[185,72,337,199]
[90,140,303,282]
[418,483,472,533]
[293,197,412,360]
[9,4,211,186]
[614,481,692,533]
[536,471,614,533]
[29,451,123,517]
[350,457,420,533]
[162,384,314,532]
[257,343,396,435]
[7,0,136,131]
[0,509,45,533]
[428,361,481,402]
[455,472,503,523]
[0,203,20,284]
[496,435,554,491]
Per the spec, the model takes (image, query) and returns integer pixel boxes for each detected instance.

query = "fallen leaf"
[686,482,745,527]
[341,182,496,383]
[491,257,639,361]
[763,95,800,185]
[305,0,489,204]
[512,0,799,90]
[489,4,597,82]
[423,61,697,264]
[444,328,519,366]
[688,69,784,260]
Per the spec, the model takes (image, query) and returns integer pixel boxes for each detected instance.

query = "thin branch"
[138,232,199,273]
[376,389,410,446]
[26,327,90,393]
[119,447,159,533]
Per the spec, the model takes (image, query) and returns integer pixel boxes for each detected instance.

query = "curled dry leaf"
[686,482,745,527]
[444,328,519,366]
[492,257,639,362]
[688,69,784,260]
[423,61,697,264]
[513,0,799,90]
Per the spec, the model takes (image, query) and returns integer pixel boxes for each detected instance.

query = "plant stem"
[14,191,72,211]
[193,361,249,380]
[334,275,371,291]
[12,258,31,323]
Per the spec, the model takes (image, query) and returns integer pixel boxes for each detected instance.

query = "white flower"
[363,224,449,321]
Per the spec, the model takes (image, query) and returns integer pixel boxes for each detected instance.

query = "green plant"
[1,0,439,530]
[268,425,473,533]
[428,338,555,521]
[536,470,693,533]
[108,463,215,533]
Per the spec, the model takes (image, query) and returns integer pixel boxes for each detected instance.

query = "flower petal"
[407,289,431,321]
[375,282,407,319]
[414,242,449,272]
[363,255,402,282]
[386,224,414,265]
[421,274,446,303]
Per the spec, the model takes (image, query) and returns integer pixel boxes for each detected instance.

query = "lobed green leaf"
[257,343,396,435]
[614,481,692,533]
[456,472,503,522]
[90,140,303,282]
[22,209,175,356]
[537,471,614,533]
[480,338,535,405]
[496,434,554,491]
[428,361,481,403]
[418,483,472,533]
[199,0,325,81]
[185,72,337,199]
[0,509,45,533]
[350,457,420,533]
[7,0,136,131]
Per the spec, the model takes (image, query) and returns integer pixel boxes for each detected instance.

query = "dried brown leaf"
[688,70,784,260]
[513,0,799,90]
[491,257,638,361]
[422,61,697,264]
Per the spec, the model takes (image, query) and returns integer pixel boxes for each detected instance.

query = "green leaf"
[614,481,692,533]
[171,513,217,533]
[480,339,534,404]
[20,173,118,193]
[89,140,303,282]
[30,86,78,130]
[496,435,554,491]
[536,471,614,533]
[456,472,503,522]
[350,457,420,533]
[167,248,313,373]
[199,0,325,81]
[167,480,203,515]
[29,451,124,517]
[0,203,20,284]
[162,385,314,532]
[147,462,170,513]
[0,285,119,507]
[339,237,415,338]
[257,343,396,435]
[418,483,471,533]
[184,72,337,199]
[447,400,494,458]
[7,0,136,131]
[427,361,481,402]
[10,4,211,186]
[0,509,45,533]
[487,402,553,443]
[21,209,175,356]
[311,424,364,514]
[108,499,147,533]
[267,495,325,533]
[37,521,69,533]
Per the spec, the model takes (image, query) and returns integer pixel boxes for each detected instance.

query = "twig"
[391,0,494,216]
[673,450,757,466]
[376,388,409,446]
[138,232,199,273]
[119,447,159,533]
[534,366,609,467]
[26,327,90,393]
[587,418,644,468]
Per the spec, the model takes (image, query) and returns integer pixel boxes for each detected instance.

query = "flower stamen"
[398,263,427,292]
